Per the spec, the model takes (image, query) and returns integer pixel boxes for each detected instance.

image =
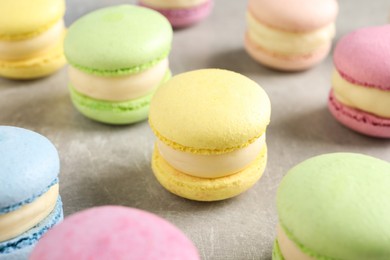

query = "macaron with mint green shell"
[273,153,390,260]
[64,5,172,124]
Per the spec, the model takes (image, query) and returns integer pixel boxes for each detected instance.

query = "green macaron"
[64,5,173,124]
[274,153,390,260]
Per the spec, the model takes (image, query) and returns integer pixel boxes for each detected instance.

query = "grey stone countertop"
[1,0,390,259]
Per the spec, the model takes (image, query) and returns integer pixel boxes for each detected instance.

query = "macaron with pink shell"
[245,0,338,71]
[328,25,390,138]
[29,206,200,260]
[139,0,212,28]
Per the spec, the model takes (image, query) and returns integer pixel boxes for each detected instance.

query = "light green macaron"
[64,5,173,124]
[274,153,390,260]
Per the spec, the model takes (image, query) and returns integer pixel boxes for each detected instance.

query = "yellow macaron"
[0,0,66,79]
[149,69,271,201]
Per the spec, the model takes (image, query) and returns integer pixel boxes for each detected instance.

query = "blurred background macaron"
[30,206,199,260]
[0,126,63,259]
[273,153,390,260]
[245,0,338,71]
[64,5,172,125]
[0,0,66,79]
[149,69,271,201]
[328,25,390,138]
[139,0,213,28]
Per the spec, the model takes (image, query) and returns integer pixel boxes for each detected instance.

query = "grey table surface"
[1,0,390,259]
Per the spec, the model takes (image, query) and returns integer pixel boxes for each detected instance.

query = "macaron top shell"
[248,0,338,32]
[0,0,65,41]
[30,206,199,260]
[277,153,390,260]
[64,5,172,76]
[334,25,390,91]
[0,126,59,213]
[149,69,271,155]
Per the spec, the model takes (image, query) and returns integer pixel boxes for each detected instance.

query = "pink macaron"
[245,0,338,71]
[139,0,212,28]
[328,25,390,138]
[29,206,200,260]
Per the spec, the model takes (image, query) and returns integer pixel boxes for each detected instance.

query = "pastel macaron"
[273,153,390,260]
[0,0,66,79]
[149,69,271,201]
[139,0,212,28]
[245,0,338,71]
[64,5,172,124]
[328,25,390,138]
[0,126,63,260]
[30,206,199,260]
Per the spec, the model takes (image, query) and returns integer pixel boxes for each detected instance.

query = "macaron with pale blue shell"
[0,126,63,260]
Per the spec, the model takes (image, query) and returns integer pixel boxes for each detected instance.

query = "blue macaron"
[0,126,63,260]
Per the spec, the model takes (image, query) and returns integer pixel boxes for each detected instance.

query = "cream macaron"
[245,0,338,71]
[149,69,271,201]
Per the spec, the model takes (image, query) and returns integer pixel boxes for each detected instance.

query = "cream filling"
[0,184,59,242]
[69,59,169,102]
[157,135,265,178]
[246,12,335,55]
[0,20,65,61]
[277,224,315,260]
[141,0,208,9]
[332,70,390,118]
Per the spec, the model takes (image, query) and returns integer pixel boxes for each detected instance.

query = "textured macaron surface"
[0,126,59,213]
[0,197,63,258]
[64,5,172,76]
[277,153,390,260]
[248,0,338,32]
[30,206,199,260]
[149,69,271,154]
[0,0,65,40]
[334,25,390,91]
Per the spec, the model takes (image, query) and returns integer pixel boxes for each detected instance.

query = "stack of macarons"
[328,25,390,138]
[139,0,212,28]
[30,206,200,260]
[149,69,271,201]
[245,0,338,70]
[64,5,173,124]
[273,153,390,260]
[0,126,63,259]
[0,0,66,79]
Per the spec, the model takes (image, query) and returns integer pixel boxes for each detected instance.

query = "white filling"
[69,59,169,102]
[157,135,265,178]
[0,184,59,242]
[0,20,65,61]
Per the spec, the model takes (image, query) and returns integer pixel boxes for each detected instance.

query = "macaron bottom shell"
[152,144,267,201]
[0,197,63,260]
[140,1,212,28]
[69,70,171,125]
[328,90,390,138]
[272,240,284,260]
[0,31,66,80]
[244,34,331,71]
